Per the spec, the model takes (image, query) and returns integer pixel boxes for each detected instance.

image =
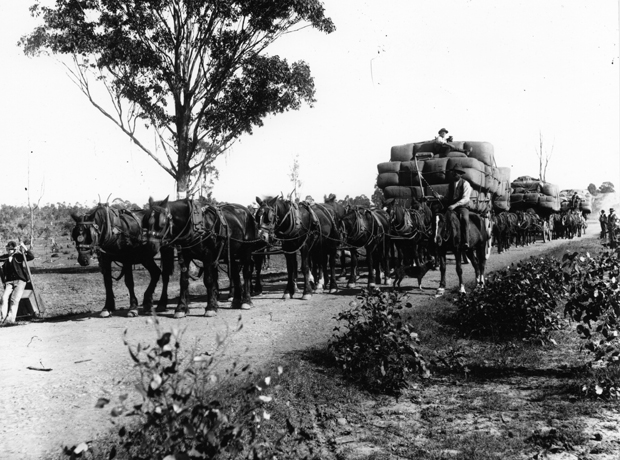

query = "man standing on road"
[599,209,607,239]
[608,208,617,247]
[0,241,35,325]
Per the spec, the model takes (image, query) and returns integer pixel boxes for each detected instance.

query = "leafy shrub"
[564,249,620,398]
[329,288,430,395]
[456,256,567,340]
[67,317,289,459]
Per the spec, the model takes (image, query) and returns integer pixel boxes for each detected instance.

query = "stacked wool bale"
[509,176,560,212]
[559,189,593,214]
[377,141,505,214]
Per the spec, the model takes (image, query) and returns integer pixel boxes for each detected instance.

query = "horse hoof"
[174,312,187,319]
[329,288,338,294]
[346,283,356,289]
[100,310,112,318]
[205,310,217,317]
[368,283,376,288]
[240,303,252,310]
[127,309,138,318]
[302,294,312,300]
[226,297,233,303]
[282,293,291,300]
[155,306,168,313]
[435,289,445,298]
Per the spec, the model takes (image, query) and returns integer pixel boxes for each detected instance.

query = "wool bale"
[446,151,467,158]
[400,160,424,172]
[383,186,424,200]
[425,183,450,200]
[511,179,541,193]
[398,170,421,186]
[377,161,401,174]
[510,193,525,204]
[463,141,495,166]
[390,144,415,162]
[377,172,399,189]
[461,167,487,192]
[493,198,511,212]
[422,158,449,185]
[468,190,492,213]
[541,182,559,197]
[446,157,485,173]
[524,193,540,204]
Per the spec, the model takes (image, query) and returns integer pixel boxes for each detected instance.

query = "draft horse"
[340,205,391,288]
[145,198,260,318]
[71,203,174,317]
[432,209,490,296]
[255,196,341,299]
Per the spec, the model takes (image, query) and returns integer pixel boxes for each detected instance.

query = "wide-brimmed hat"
[438,128,449,135]
[611,208,615,212]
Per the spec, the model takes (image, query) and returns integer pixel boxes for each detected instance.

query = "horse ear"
[162,196,169,207]
[256,197,263,206]
[70,213,81,223]
[148,197,154,208]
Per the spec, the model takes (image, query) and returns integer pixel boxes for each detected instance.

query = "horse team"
[491,207,588,255]
[70,194,498,318]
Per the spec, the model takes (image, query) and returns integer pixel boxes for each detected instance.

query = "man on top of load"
[433,128,472,157]
[438,167,473,249]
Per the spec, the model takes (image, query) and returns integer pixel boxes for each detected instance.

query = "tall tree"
[21,0,335,197]
[535,130,554,182]
[288,153,302,201]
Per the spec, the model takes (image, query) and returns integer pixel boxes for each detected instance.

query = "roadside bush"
[64,316,291,459]
[455,256,567,340]
[329,288,430,396]
[564,249,620,398]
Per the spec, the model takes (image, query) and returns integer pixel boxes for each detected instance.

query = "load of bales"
[509,175,561,215]
[559,189,593,214]
[377,140,509,214]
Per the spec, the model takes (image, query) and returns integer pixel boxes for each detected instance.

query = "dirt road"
[0,230,599,459]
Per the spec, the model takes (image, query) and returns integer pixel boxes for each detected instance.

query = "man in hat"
[608,208,617,246]
[433,128,472,157]
[0,240,35,324]
[447,168,473,248]
[599,209,607,239]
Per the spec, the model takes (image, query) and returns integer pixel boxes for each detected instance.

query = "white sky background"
[0,0,618,207]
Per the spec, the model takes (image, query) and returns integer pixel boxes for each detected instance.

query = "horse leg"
[123,264,140,317]
[283,252,297,300]
[99,258,116,317]
[328,246,339,294]
[156,247,174,312]
[347,250,358,288]
[230,258,246,309]
[251,253,264,297]
[455,251,466,295]
[240,254,254,310]
[301,246,313,300]
[140,258,161,315]
[174,254,192,319]
[435,252,447,297]
[203,261,220,317]
[367,247,376,288]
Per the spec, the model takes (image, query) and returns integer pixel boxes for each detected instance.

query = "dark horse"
[255,196,341,299]
[71,203,174,317]
[431,209,490,296]
[385,198,434,289]
[145,198,260,318]
[340,205,391,288]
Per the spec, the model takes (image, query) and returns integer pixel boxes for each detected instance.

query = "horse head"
[70,208,102,266]
[433,210,459,247]
[145,196,173,253]
[255,196,280,243]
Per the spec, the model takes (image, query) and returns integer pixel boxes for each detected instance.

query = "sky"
[0,0,618,208]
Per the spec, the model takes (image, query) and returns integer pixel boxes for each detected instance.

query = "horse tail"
[160,246,175,277]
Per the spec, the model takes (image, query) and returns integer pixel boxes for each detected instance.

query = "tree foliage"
[599,181,615,194]
[21,0,335,196]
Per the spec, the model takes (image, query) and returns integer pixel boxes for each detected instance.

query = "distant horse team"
[70,190,588,318]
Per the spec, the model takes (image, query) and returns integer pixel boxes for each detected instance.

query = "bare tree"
[289,154,303,202]
[535,130,554,182]
[27,151,45,249]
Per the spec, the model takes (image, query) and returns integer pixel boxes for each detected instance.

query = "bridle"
[74,220,100,256]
